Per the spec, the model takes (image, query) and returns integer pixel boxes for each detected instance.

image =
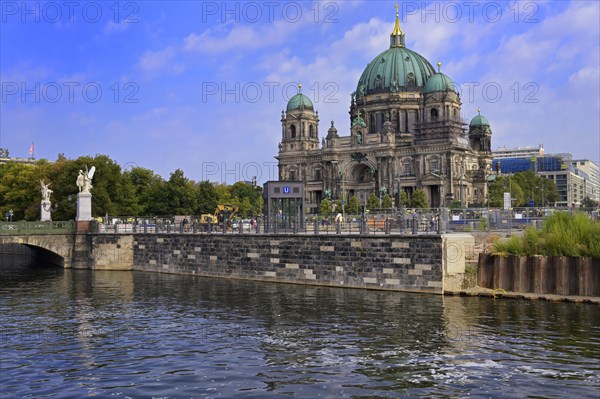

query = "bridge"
[0,221,134,269]
[0,220,470,294]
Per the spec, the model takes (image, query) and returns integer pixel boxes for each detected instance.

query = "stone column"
[76,192,92,232]
[40,200,52,221]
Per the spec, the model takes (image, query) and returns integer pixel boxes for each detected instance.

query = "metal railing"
[89,207,599,236]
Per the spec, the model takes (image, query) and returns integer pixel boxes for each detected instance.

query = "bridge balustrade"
[0,220,75,235]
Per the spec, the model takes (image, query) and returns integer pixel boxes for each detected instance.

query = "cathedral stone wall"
[133,234,445,294]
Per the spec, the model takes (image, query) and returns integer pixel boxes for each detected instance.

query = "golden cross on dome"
[395,2,399,17]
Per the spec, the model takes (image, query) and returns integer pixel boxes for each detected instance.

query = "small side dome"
[423,73,456,93]
[286,84,314,112]
[470,109,490,128]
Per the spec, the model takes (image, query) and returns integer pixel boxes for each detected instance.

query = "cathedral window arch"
[376,112,383,132]
[314,168,322,181]
[430,158,440,173]
[290,124,296,138]
[309,124,315,138]
[430,108,439,122]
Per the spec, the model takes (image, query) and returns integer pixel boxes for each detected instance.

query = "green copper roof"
[469,113,490,128]
[287,92,314,112]
[356,47,435,96]
[423,72,456,93]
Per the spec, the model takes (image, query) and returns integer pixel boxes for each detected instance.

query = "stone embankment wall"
[478,254,600,296]
[132,234,450,294]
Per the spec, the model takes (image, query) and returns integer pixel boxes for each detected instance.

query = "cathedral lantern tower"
[277,84,320,182]
[280,84,320,153]
[469,108,493,153]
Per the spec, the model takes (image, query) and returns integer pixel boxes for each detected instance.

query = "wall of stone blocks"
[133,234,444,294]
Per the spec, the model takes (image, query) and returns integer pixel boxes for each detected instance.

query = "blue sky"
[1,1,599,184]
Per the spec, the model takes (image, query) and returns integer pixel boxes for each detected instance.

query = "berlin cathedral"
[276,7,493,213]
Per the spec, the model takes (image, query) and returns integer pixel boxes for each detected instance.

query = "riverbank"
[446,287,600,304]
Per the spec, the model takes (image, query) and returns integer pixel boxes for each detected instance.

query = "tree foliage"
[399,191,410,208]
[0,155,264,221]
[366,192,379,211]
[382,194,393,209]
[488,172,558,207]
[411,189,429,209]
[319,198,332,217]
[346,195,361,214]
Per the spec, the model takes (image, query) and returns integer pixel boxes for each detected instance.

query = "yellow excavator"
[199,204,238,226]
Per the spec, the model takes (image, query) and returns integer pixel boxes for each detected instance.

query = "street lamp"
[251,176,257,220]
[379,186,387,209]
[339,171,346,221]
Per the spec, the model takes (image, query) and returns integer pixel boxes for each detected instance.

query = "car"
[241,219,252,230]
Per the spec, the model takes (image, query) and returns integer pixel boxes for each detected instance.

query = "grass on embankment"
[493,212,600,258]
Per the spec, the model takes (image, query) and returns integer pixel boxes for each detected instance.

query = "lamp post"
[251,176,257,220]
[339,171,346,221]
[379,186,387,209]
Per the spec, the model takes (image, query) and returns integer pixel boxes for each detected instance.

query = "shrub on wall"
[494,212,600,258]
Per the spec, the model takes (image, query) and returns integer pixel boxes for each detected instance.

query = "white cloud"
[103,21,129,34]
[137,47,182,75]
[183,19,309,54]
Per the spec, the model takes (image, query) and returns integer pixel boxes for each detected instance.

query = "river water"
[0,265,599,398]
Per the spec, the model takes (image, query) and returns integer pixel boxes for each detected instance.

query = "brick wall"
[133,234,444,294]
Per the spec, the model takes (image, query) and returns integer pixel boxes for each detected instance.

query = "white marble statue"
[76,165,96,193]
[40,179,53,201]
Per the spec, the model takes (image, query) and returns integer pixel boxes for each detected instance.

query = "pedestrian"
[182,217,189,232]
[430,214,435,232]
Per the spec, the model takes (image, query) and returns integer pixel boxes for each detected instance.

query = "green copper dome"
[356,47,436,96]
[469,112,490,128]
[424,72,456,93]
[287,85,314,112]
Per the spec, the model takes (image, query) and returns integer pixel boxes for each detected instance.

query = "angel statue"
[40,179,53,201]
[76,165,96,193]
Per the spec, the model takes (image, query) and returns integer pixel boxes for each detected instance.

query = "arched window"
[290,124,296,138]
[430,108,438,122]
[309,125,314,138]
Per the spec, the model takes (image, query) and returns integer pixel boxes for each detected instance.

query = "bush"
[493,212,600,258]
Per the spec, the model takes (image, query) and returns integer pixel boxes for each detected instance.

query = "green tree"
[581,196,599,208]
[366,192,379,211]
[334,198,343,214]
[127,167,165,215]
[382,194,393,209]
[0,162,38,220]
[488,175,525,208]
[319,198,332,217]
[399,191,410,207]
[346,195,361,214]
[411,189,429,209]
[196,180,218,215]
[164,169,198,215]
[214,183,232,203]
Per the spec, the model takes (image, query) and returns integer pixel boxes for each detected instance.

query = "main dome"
[356,47,435,95]
[355,10,435,96]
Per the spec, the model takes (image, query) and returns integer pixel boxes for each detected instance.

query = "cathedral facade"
[276,8,493,213]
